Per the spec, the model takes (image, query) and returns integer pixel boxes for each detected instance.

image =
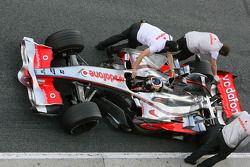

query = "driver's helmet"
[144,77,163,92]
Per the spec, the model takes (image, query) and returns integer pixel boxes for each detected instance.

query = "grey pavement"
[0,153,249,167]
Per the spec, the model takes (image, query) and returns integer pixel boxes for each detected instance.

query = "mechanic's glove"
[213,75,220,83]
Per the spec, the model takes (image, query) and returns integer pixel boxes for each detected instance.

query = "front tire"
[45,29,84,56]
[62,102,102,135]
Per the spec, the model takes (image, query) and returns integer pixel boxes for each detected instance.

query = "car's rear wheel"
[62,102,102,135]
[186,59,213,80]
[45,29,84,56]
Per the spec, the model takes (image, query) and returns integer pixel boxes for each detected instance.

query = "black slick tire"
[62,102,102,135]
[45,29,84,56]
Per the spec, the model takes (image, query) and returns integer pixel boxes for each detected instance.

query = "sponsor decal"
[238,117,248,132]
[217,72,242,118]
[50,68,56,74]
[35,49,41,67]
[59,70,64,74]
[40,69,45,74]
[50,93,56,99]
[43,55,49,61]
[149,110,158,117]
[155,33,167,40]
[221,74,240,113]
[81,69,88,77]
[209,33,217,45]
[81,69,125,83]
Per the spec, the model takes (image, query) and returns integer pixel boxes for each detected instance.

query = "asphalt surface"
[0,0,249,152]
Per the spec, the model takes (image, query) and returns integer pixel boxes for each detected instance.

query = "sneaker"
[184,157,197,165]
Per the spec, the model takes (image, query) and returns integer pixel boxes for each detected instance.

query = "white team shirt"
[222,111,250,148]
[185,31,223,60]
[136,23,173,53]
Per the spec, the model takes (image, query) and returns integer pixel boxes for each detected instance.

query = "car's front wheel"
[45,29,84,56]
[62,102,102,135]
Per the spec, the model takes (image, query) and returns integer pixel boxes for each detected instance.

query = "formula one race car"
[18,29,243,136]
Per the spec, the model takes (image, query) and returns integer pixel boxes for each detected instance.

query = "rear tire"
[186,60,213,79]
[62,102,102,135]
[45,29,84,56]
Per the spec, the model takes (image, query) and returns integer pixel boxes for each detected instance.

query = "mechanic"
[184,111,250,167]
[168,31,230,80]
[95,21,179,78]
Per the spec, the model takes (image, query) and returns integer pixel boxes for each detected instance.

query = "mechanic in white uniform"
[185,111,250,167]
[95,21,179,78]
[172,31,230,77]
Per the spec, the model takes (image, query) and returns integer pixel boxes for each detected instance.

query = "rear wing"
[217,71,242,118]
[18,37,63,113]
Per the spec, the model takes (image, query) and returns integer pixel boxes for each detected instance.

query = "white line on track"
[0,153,249,159]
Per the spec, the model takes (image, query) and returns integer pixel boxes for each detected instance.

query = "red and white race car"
[18,29,243,136]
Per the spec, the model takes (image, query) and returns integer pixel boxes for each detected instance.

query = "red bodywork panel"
[34,44,63,105]
[34,45,54,68]
[217,71,242,118]
[38,78,63,104]
[160,64,170,73]
[160,64,179,77]
[139,122,196,134]
[161,123,195,134]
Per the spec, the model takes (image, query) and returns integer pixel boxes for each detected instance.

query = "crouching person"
[184,111,250,167]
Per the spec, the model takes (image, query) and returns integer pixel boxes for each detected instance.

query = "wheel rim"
[70,120,98,135]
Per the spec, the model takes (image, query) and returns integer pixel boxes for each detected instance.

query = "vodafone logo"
[81,70,88,77]
[81,69,124,83]
[43,55,49,61]
[222,74,240,113]
[50,93,56,99]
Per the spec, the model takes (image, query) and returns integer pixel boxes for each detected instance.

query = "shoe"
[184,157,197,165]
[95,43,105,50]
